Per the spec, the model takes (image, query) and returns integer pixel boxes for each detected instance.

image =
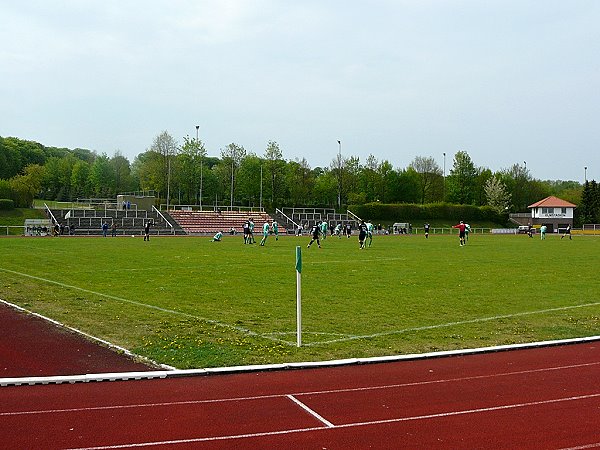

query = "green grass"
[0,208,47,235]
[0,232,599,369]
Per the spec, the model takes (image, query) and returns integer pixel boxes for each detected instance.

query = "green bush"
[0,199,15,210]
[350,202,507,224]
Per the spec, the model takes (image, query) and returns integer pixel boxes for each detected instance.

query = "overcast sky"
[1,1,599,182]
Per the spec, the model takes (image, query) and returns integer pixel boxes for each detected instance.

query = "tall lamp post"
[442,152,446,201]
[196,125,203,211]
[337,140,342,209]
[585,166,588,183]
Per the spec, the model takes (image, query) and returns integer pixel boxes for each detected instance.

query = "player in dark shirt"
[307,222,322,249]
[243,221,250,244]
[358,220,368,249]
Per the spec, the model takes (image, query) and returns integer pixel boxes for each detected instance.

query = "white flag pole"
[295,246,302,347]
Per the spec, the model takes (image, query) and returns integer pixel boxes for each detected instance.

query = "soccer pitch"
[1,233,599,369]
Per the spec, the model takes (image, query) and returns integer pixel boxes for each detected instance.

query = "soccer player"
[248,218,256,244]
[143,221,151,241]
[320,220,328,239]
[260,220,270,246]
[345,222,352,238]
[211,230,223,242]
[561,224,572,240]
[272,220,279,240]
[540,224,547,240]
[424,223,430,239]
[358,220,368,249]
[465,223,471,241]
[334,223,342,238]
[243,220,250,244]
[307,222,322,249]
[366,221,374,247]
[452,221,467,246]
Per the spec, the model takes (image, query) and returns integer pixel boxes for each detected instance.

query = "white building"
[527,196,576,233]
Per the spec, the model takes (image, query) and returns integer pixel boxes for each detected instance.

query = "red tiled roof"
[528,196,577,208]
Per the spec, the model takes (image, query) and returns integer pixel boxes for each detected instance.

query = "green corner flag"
[295,246,302,273]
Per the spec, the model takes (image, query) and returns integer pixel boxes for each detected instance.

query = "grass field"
[0,232,599,369]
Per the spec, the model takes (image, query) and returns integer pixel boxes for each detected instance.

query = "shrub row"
[0,199,15,210]
[349,202,507,224]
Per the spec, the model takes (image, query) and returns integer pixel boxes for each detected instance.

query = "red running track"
[1,342,599,449]
[0,303,155,377]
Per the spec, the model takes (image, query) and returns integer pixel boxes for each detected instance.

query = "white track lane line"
[3,360,599,417]
[65,393,600,450]
[286,394,335,428]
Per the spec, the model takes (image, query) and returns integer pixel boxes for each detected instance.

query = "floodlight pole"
[443,152,446,201]
[337,140,342,209]
[196,125,202,210]
[585,166,587,182]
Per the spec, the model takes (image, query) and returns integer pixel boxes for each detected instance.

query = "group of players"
[307,220,374,249]
[211,218,281,245]
[212,217,477,249]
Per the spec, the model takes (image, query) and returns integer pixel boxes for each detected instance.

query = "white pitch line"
[3,360,598,417]
[559,443,600,450]
[65,393,600,450]
[302,300,600,346]
[287,394,335,428]
[0,267,291,346]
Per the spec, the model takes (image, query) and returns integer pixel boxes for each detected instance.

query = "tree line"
[0,133,590,222]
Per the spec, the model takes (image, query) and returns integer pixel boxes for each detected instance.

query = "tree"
[484,176,511,214]
[178,135,206,204]
[218,143,246,207]
[71,160,92,199]
[579,180,599,224]
[263,141,285,207]
[446,151,477,205]
[89,153,114,198]
[391,168,420,203]
[9,164,45,207]
[149,131,179,203]
[409,156,442,204]
[110,151,133,195]
[501,163,529,211]
[236,154,263,207]
[286,158,313,206]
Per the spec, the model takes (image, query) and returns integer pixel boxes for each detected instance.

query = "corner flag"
[295,246,302,273]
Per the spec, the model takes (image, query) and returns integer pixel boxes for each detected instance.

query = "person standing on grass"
[320,220,328,239]
[243,220,250,244]
[102,221,109,237]
[307,222,322,249]
[260,220,270,246]
[345,222,352,238]
[111,222,117,237]
[143,221,151,241]
[452,221,467,246]
[561,225,572,240]
[540,224,547,240]
[248,218,256,244]
[272,220,279,240]
[424,223,430,239]
[465,223,471,241]
[366,221,374,247]
[358,220,368,249]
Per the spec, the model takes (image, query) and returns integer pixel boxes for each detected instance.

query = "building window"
[542,207,553,214]
[561,208,567,214]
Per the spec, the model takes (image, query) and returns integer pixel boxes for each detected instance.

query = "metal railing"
[152,205,174,233]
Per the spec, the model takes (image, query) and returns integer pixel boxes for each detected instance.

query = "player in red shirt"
[452,221,467,246]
